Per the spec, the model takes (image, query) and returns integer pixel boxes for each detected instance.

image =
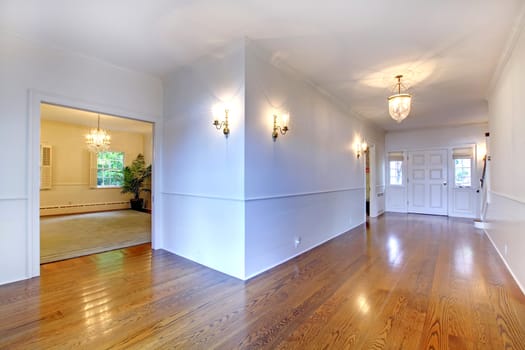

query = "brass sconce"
[272,114,289,140]
[356,140,368,159]
[213,108,230,136]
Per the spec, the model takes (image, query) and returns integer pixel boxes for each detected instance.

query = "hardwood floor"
[1,213,524,349]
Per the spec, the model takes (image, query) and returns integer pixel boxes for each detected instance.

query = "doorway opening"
[39,103,154,263]
[363,144,376,219]
[365,147,371,217]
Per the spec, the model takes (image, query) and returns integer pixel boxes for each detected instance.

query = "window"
[389,161,403,185]
[452,147,473,188]
[454,158,472,187]
[388,152,404,185]
[97,152,124,187]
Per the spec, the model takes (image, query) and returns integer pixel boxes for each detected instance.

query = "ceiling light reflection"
[357,294,370,314]
[387,236,403,267]
[454,246,473,277]
[361,60,436,89]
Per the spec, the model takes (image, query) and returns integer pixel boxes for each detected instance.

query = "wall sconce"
[213,108,230,136]
[272,113,289,140]
[357,140,368,159]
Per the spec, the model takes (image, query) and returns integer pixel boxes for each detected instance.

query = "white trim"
[0,197,28,201]
[28,89,161,277]
[489,190,525,205]
[27,90,39,279]
[161,187,365,202]
[487,4,525,97]
[245,39,383,134]
[50,183,89,186]
[247,187,364,201]
[151,118,162,250]
[483,229,525,296]
[161,192,244,202]
[385,122,488,135]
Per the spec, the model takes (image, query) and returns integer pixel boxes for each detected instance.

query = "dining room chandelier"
[85,114,111,152]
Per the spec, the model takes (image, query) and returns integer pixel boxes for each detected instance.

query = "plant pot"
[130,198,144,211]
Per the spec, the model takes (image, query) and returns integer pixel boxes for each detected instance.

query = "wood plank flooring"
[1,213,524,349]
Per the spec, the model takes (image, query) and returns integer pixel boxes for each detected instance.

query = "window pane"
[389,160,403,185]
[97,151,124,187]
[454,158,471,187]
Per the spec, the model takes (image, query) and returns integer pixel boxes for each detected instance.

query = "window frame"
[96,151,125,188]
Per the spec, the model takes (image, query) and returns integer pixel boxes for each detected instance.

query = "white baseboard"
[40,201,130,216]
[483,229,525,296]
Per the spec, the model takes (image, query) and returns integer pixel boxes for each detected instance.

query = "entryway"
[39,103,154,263]
[407,149,448,215]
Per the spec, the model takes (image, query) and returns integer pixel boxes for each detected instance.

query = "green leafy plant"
[121,154,152,204]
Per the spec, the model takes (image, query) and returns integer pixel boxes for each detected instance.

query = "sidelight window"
[388,152,404,185]
[452,147,473,187]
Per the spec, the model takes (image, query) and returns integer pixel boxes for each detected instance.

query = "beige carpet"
[40,210,151,263]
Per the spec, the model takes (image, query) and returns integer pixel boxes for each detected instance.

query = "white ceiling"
[41,103,153,134]
[2,0,523,130]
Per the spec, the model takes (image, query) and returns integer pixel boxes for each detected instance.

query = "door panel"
[413,169,425,180]
[429,184,444,208]
[412,184,425,207]
[408,149,448,215]
[453,189,472,211]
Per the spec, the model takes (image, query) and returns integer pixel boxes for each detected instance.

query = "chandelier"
[388,75,412,123]
[85,114,111,152]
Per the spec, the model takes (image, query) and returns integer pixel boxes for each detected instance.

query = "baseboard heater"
[40,201,130,216]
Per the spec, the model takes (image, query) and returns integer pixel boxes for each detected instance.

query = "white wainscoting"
[161,188,366,281]
[484,191,525,294]
[0,198,29,285]
[245,188,365,279]
[160,192,245,280]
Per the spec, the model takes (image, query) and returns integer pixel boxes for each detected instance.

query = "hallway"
[1,213,524,348]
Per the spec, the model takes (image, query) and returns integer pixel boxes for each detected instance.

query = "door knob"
[443,182,447,186]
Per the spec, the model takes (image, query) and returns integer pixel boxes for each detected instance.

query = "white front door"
[408,149,448,215]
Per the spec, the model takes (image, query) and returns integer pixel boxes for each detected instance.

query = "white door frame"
[27,90,162,278]
[364,144,377,218]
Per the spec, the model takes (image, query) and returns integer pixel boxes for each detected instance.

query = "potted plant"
[121,154,152,211]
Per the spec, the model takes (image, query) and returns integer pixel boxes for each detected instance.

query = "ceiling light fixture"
[85,114,111,153]
[388,75,412,123]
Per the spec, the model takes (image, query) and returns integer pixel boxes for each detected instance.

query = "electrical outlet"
[294,237,301,248]
[504,244,508,256]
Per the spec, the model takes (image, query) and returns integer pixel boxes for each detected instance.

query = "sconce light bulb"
[282,114,289,128]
